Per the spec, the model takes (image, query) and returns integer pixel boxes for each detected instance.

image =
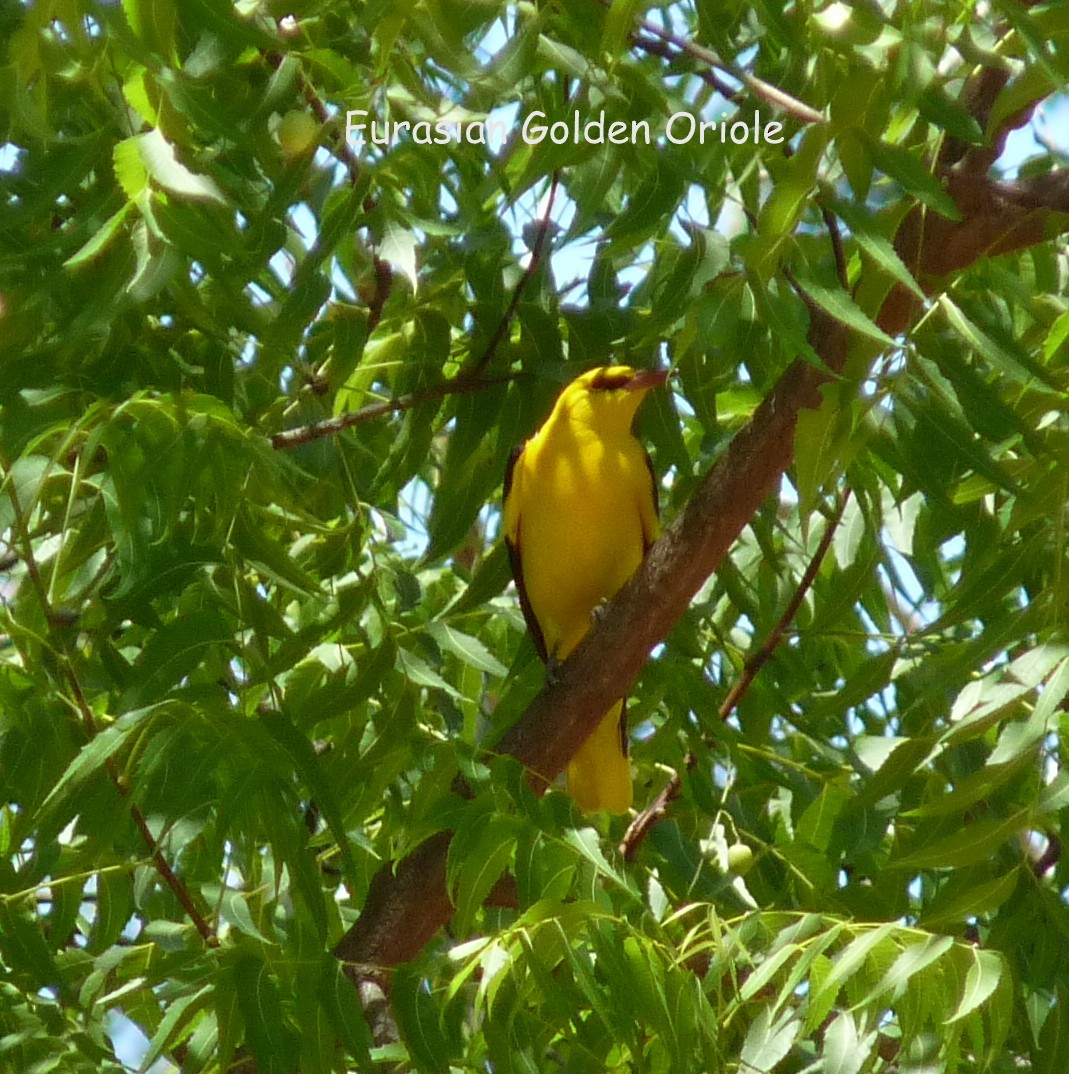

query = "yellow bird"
[503,365,666,812]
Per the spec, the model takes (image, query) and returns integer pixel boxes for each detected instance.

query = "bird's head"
[556,365,668,434]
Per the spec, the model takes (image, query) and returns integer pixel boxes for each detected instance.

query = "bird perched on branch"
[503,365,666,812]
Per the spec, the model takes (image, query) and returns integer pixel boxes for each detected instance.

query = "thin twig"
[633,34,743,102]
[611,3,824,125]
[720,489,850,721]
[821,205,849,290]
[470,172,561,375]
[619,754,696,861]
[270,370,521,450]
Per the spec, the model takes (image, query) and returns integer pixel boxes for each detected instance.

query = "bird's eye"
[589,369,632,391]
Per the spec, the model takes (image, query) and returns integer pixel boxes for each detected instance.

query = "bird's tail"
[566,700,632,813]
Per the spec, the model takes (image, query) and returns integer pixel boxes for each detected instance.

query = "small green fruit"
[279,111,319,157]
[727,843,754,875]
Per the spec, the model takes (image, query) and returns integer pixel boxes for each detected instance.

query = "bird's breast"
[518,436,648,657]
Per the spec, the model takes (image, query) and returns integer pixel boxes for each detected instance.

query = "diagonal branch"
[718,489,850,722]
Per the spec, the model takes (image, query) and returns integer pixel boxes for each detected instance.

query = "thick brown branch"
[879,69,1067,336]
[334,143,1069,978]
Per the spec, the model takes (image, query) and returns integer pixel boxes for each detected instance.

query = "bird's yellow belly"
[520,447,647,658]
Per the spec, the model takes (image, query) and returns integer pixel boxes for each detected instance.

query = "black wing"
[504,444,549,663]
[642,446,659,553]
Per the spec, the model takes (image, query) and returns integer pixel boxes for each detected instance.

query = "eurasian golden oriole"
[503,365,666,812]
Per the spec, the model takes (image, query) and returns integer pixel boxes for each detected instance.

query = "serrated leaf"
[64,203,133,268]
[259,711,361,900]
[564,826,629,891]
[233,954,299,1074]
[396,645,461,698]
[863,135,961,218]
[130,128,227,204]
[740,1005,802,1072]
[939,295,1047,385]
[741,944,801,1002]
[798,279,894,346]
[894,811,1030,869]
[1036,982,1069,1074]
[121,607,232,709]
[382,221,418,291]
[141,985,213,1072]
[920,868,1020,928]
[448,812,518,935]
[860,933,955,1006]
[947,948,1004,1024]
[823,1010,874,1074]
[34,708,154,833]
[810,923,897,1015]
[219,887,273,944]
[425,620,507,677]
[393,965,451,1074]
[0,902,64,994]
[834,492,865,569]
[89,868,134,953]
[319,959,374,1067]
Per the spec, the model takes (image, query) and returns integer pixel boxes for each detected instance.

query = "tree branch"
[718,489,850,722]
[269,371,519,450]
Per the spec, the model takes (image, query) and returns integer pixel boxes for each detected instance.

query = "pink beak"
[625,368,669,392]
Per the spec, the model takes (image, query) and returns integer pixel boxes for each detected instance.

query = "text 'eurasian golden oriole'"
[503,365,666,812]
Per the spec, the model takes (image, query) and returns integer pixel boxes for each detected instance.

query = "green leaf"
[920,868,1020,928]
[862,135,961,218]
[33,708,153,836]
[392,964,452,1074]
[64,203,133,269]
[947,948,1004,1023]
[141,985,213,1072]
[121,607,232,709]
[319,959,374,1066]
[917,85,983,143]
[859,933,955,1005]
[130,128,227,204]
[797,278,894,346]
[808,923,897,1020]
[447,808,519,935]
[939,295,1049,385]
[894,811,1030,869]
[1035,982,1069,1074]
[233,953,300,1074]
[425,620,508,677]
[0,902,64,995]
[381,220,418,291]
[740,1005,802,1072]
[823,1011,874,1074]
[88,868,134,953]
[259,711,361,900]
[796,781,852,852]
[219,887,274,945]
